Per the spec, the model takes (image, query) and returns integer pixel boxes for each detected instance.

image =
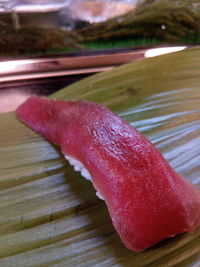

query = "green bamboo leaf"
[0,47,200,266]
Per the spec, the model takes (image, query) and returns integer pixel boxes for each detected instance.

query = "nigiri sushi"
[16,96,200,252]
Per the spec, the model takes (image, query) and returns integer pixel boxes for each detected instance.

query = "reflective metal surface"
[0,48,147,82]
[0,46,189,113]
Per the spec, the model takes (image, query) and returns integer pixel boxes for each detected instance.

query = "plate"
[0,47,200,266]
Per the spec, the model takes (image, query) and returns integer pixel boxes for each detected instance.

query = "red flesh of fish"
[16,96,200,251]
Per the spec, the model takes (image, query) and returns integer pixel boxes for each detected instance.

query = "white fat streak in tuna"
[64,155,104,200]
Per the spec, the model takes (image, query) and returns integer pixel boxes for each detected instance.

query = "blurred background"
[0,0,200,112]
[0,0,200,56]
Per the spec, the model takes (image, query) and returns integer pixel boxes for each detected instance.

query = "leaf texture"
[0,47,200,267]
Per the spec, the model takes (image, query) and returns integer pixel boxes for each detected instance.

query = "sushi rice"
[65,155,104,200]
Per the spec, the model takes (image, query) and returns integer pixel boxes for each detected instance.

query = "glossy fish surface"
[16,96,200,252]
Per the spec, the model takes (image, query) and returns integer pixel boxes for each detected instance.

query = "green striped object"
[0,47,200,266]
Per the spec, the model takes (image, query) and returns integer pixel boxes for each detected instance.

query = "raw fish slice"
[16,96,200,252]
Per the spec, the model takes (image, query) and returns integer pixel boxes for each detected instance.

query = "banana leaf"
[0,47,200,267]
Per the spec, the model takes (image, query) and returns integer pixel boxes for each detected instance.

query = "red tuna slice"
[16,96,200,252]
